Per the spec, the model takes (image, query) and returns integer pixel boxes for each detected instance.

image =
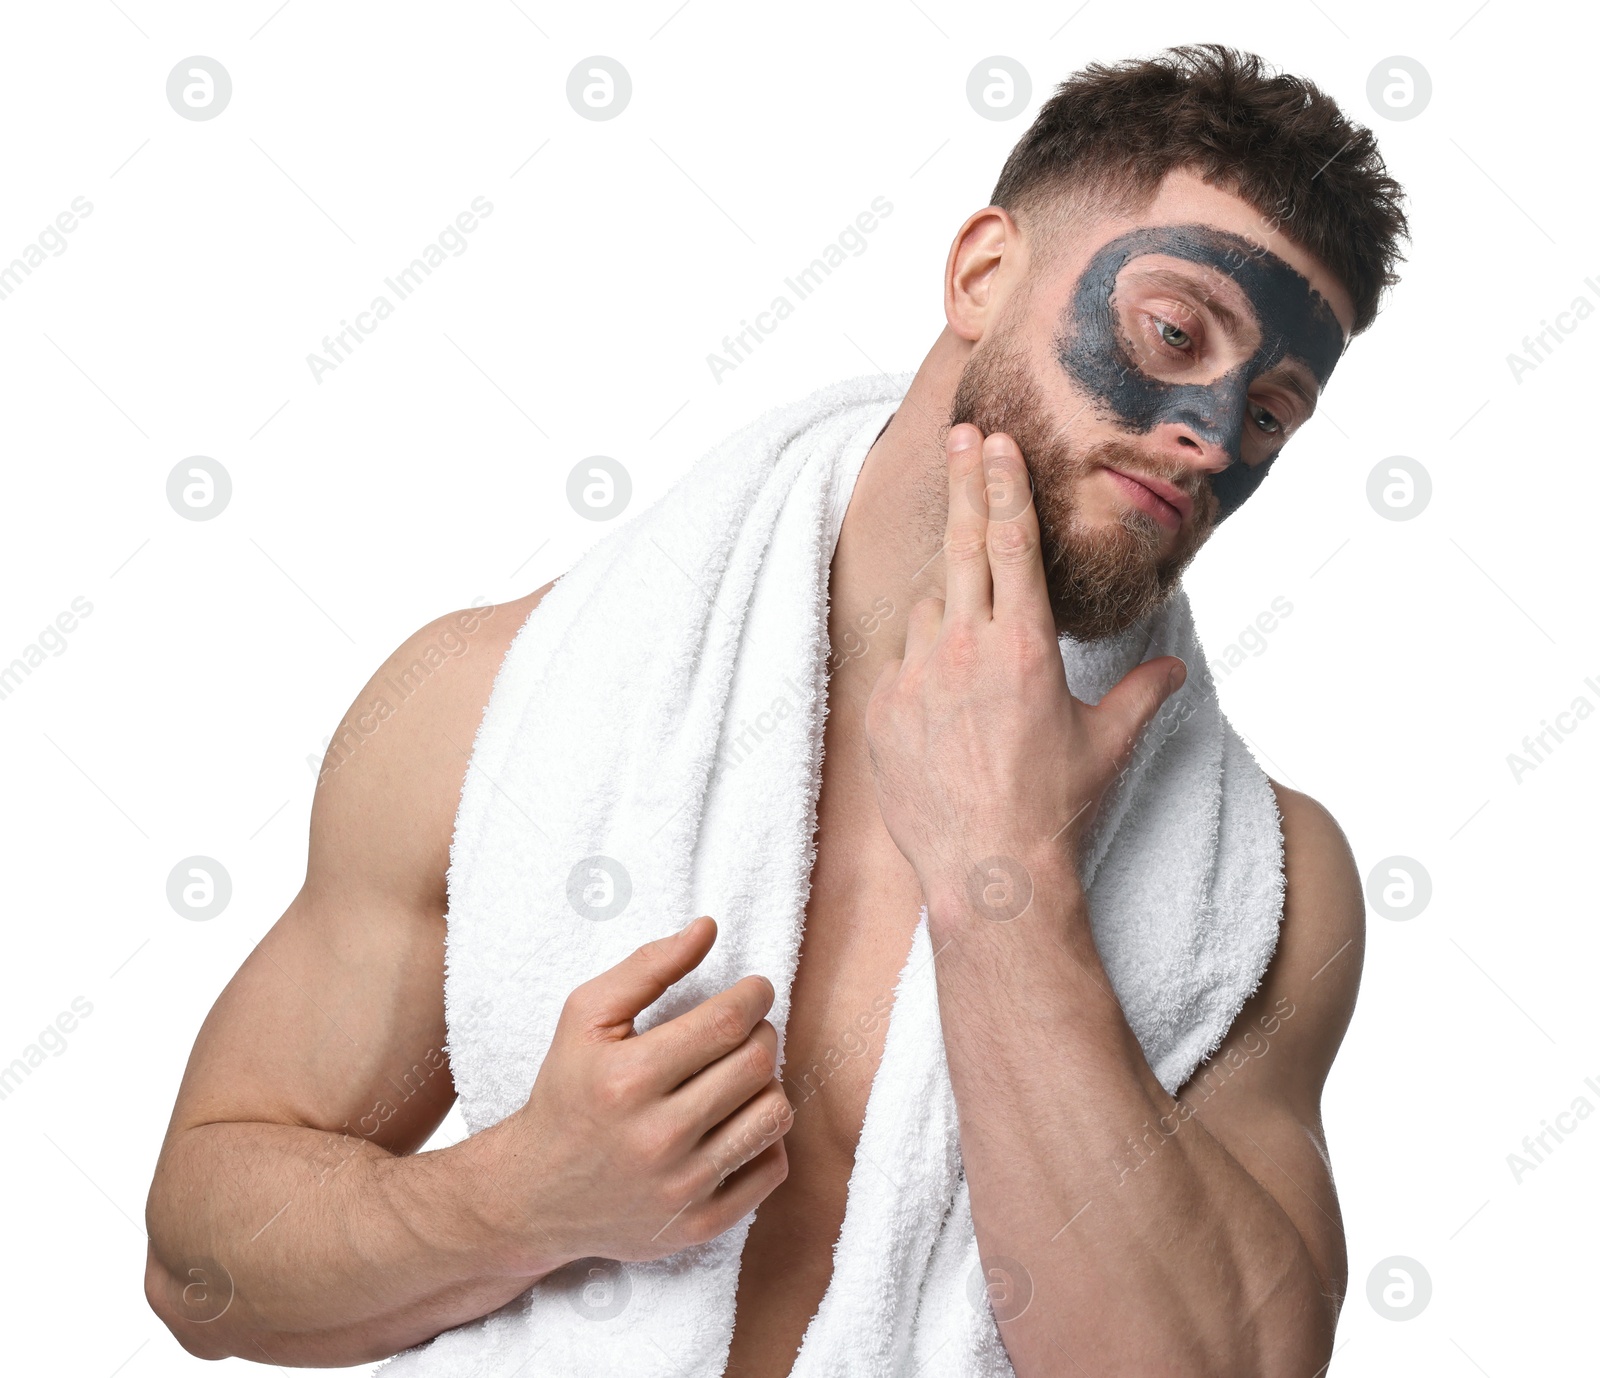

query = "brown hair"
[989,43,1410,336]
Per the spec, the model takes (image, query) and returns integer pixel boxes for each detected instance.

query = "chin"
[1040,513,1193,643]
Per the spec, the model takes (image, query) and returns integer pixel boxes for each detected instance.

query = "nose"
[1145,418,1236,493]
[1152,373,1250,461]
[1144,389,1267,524]
[1147,413,1277,524]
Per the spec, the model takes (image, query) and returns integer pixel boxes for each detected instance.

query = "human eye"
[1248,399,1284,436]
[1155,317,1193,350]
[1132,291,1208,361]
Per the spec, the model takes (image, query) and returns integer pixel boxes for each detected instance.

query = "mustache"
[947,363,1211,527]
[1080,438,1201,505]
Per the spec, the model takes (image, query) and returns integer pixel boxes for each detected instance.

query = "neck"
[826,327,971,711]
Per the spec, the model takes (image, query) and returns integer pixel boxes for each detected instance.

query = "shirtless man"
[144,45,1407,1375]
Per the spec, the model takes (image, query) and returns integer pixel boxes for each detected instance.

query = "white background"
[1,1,1594,1374]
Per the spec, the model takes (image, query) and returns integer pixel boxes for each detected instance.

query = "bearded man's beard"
[946,316,1216,642]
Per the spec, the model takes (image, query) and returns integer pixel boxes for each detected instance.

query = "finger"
[632,973,775,1091]
[902,596,944,666]
[670,1018,780,1137]
[1094,656,1188,771]
[868,654,902,708]
[574,916,717,1037]
[696,1138,789,1240]
[980,433,1055,641]
[698,1081,795,1186]
[941,423,992,622]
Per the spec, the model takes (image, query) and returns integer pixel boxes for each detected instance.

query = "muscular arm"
[925,780,1366,1376]
[143,584,557,1367]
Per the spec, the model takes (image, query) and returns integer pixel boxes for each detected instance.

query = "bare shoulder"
[157,580,561,1157]
[1263,779,1367,1092]
[307,580,558,916]
[1178,778,1366,1115]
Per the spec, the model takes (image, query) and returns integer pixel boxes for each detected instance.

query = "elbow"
[143,1243,234,1362]
[1223,1238,1340,1377]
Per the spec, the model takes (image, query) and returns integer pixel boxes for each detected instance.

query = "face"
[948,176,1352,642]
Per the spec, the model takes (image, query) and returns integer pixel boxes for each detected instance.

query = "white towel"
[373,370,1286,1377]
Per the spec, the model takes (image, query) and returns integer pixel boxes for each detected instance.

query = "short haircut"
[990,43,1411,336]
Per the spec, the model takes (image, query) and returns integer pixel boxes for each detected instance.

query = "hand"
[476,916,792,1272]
[862,423,1186,908]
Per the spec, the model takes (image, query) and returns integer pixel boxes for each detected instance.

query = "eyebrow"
[1275,363,1319,415]
[1126,265,1254,342]
[1125,265,1322,415]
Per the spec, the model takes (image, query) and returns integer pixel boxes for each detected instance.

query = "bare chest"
[721,736,925,1376]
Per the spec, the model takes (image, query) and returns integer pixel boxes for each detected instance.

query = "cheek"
[1207,454,1276,522]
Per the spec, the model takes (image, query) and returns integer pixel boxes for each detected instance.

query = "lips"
[1105,466,1193,528]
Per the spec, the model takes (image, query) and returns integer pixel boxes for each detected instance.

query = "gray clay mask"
[1052,223,1346,523]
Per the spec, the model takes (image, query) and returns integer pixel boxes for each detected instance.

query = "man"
[144,43,1408,1376]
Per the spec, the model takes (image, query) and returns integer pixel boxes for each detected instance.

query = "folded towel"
[373,369,1286,1377]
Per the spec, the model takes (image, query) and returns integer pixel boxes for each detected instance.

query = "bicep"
[167,887,454,1156]
[1176,782,1366,1308]
[160,589,553,1160]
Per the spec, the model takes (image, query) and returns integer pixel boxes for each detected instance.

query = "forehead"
[1074,166,1358,329]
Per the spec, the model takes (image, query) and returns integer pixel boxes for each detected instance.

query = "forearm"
[145,1118,561,1366]
[926,863,1331,1376]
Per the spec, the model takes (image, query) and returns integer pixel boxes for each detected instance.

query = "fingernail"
[1169,660,1187,690]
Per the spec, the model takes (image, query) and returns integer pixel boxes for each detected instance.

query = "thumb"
[1094,655,1187,768]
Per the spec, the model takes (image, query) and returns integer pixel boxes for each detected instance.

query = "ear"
[944,206,1026,343]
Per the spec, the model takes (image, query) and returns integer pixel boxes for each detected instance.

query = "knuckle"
[700,1137,745,1189]
[770,1141,790,1181]
[1003,623,1054,671]
[628,1111,679,1168]
[765,1090,795,1135]
[595,1060,643,1111]
[742,1036,776,1081]
[559,984,594,1025]
[987,518,1034,559]
[676,1206,714,1249]
[708,1000,749,1048]
[603,1045,659,1104]
[694,1188,744,1242]
[944,533,988,563]
[664,1154,712,1207]
[940,627,982,674]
